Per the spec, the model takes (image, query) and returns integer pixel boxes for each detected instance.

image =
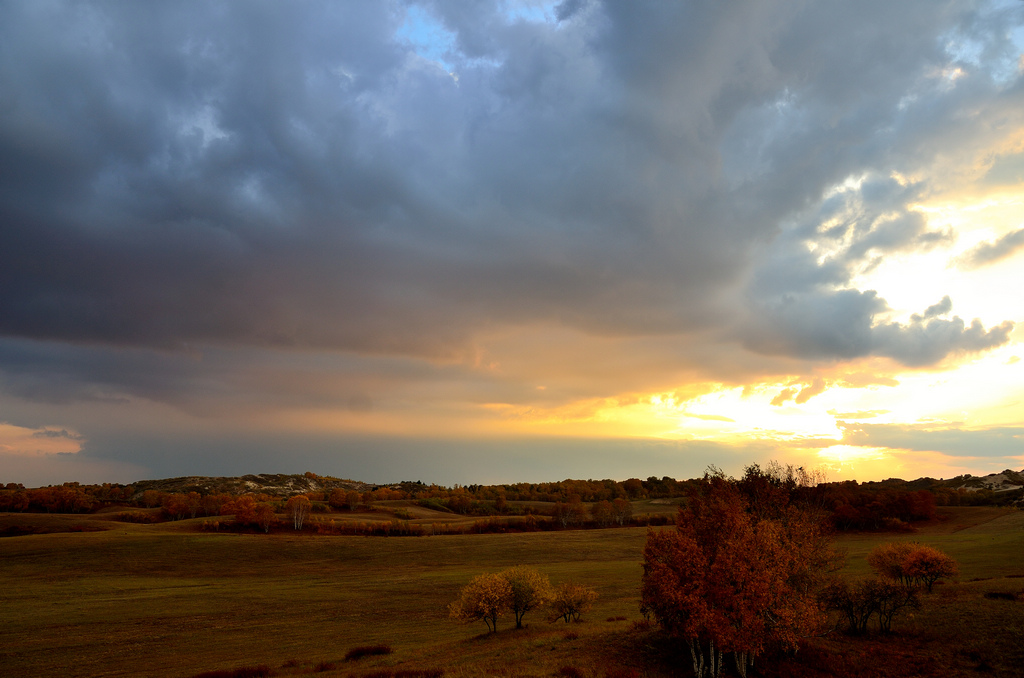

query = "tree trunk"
[688,639,705,678]
[710,640,722,678]
[735,651,747,678]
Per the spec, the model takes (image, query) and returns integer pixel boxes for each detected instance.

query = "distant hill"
[126,468,1024,500]
[130,473,373,499]
[949,468,1024,493]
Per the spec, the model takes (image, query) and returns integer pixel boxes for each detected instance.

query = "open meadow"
[1,506,1023,678]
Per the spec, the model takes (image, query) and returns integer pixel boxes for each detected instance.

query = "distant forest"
[2,465,1022,536]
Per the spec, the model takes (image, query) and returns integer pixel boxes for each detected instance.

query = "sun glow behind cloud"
[864,196,1024,327]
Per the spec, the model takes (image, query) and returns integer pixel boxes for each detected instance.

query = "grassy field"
[1,507,1022,677]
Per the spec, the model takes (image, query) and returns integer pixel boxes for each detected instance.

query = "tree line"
[3,467,1020,534]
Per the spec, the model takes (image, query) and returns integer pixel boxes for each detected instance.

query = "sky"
[2,0,1024,487]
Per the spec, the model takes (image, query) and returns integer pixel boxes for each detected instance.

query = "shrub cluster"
[345,644,394,661]
[821,577,920,634]
[449,567,598,632]
[822,541,959,636]
[191,666,272,678]
[868,542,958,592]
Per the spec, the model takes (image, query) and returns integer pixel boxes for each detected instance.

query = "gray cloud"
[957,228,1024,270]
[2,1,1016,363]
[841,422,1024,458]
[0,1,1022,482]
[871,315,1013,366]
[31,428,83,440]
[743,290,1012,366]
[922,296,953,320]
[739,164,1013,366]
[983,151,1024,187]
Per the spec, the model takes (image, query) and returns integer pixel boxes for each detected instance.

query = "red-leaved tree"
[641,472,835,678]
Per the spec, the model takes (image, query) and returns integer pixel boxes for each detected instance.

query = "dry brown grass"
[1,507,1022,677]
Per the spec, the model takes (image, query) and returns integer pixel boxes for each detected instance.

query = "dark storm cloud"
[0,335,512,417]
[0,0,1020,411]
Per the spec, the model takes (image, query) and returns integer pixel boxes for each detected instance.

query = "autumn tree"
[162,493,189,521]
[549,582,598,623]
[906,545,957,592]
[623,478,645,499]
[866,542,916,587]
[201,493,228,517]
[229,495,258,526]
[328,488,347,509]
[448,490,472,514]
[868,542,958,592]
[641,472,835,678]
[286,495,311,530]
[449,573,513,633]
[502,565,552,629]
[185,492,202,519]
[0,490,29,512]
[553,501,571,528]
[255,503,276,533]
[612,498,633,526]
[567,495,587,526]
[591,500,614,527]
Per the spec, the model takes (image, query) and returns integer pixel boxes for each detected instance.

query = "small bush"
[314,661,337,672]
[965,647,996,672]
[984,591,1018,601]
[822,577,920,634]
[192,665,273,678]
[558,667,584,678]
[345,644,394,661]
[562,631,579,640]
